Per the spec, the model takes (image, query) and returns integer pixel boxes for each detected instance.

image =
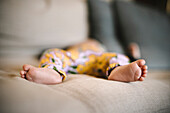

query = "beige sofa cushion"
[0,0,88,57]
[0,70,170,113]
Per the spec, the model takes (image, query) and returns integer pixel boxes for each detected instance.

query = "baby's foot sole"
[20,64,62,84]
[108,59,148,82]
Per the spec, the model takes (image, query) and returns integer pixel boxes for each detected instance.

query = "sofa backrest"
[0,0,88,58]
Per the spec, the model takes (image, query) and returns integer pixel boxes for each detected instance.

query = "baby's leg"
[107,54,148,82]
[20,48,73,84]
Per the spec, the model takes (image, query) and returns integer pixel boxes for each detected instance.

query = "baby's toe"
[143,69,148,74]
[142,65,148,73]
[23,64,33,71]
[20,70,26,78]
[135,59,146,67]
[139,77,145,81]
[143,65,148,70]
[141,66,148,78]
[142,74,147,78]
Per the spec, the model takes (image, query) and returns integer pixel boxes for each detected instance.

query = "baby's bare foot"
[20,64,62,84]
[108,59,148,82]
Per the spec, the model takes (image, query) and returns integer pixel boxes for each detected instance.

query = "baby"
[20,39,148,84]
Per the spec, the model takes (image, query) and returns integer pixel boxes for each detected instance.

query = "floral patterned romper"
[39,40,130,81]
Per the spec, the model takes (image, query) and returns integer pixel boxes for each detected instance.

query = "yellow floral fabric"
[39,41,130,81]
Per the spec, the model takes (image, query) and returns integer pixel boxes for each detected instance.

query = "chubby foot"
[108,59,148,82]
[20,64,62,84]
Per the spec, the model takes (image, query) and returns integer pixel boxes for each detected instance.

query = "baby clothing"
[39,40,130,81]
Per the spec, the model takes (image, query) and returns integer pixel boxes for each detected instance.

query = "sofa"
[0,0,170,113]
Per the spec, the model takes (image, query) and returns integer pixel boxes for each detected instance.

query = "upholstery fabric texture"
[0,70,170,113]
[0,0,88,57]
[0,1,170,113]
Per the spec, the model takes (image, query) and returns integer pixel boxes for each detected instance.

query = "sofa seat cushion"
[0,70,170,113]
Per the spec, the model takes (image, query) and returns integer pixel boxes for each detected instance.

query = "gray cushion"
[88,0,123,53]
[114,1,170,69]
